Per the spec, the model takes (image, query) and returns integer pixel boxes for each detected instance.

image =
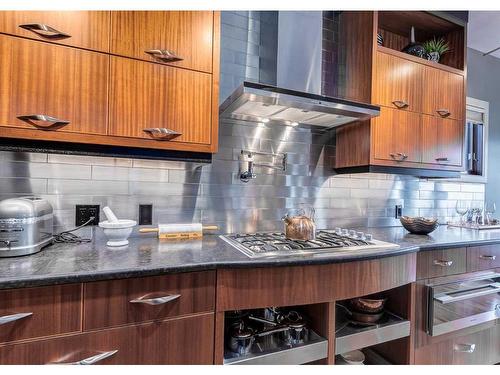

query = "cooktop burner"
[220,230,399,258]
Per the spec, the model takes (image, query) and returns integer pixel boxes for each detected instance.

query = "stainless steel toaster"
[0,197,53,257]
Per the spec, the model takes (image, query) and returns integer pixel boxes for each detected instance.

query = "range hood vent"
[219,82,380,130]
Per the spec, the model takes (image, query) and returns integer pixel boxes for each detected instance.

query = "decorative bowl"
[400,216,438,235]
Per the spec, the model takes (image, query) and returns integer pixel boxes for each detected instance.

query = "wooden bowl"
[349,297,387,313]
[400,216,438,235]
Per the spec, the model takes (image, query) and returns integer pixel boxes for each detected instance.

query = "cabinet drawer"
[416,248,466,279]
[0,11,110,52]
[0,284,81,344]
[0,313,214,365]
[83,271,215,330]
[372,51,423,113]
[422,67,464,120]
[467,245,500,272]
[111,11,214,73]
[109,56,212,145]
[0,35,108,135]
[371,107,421,163]
[415,326,500,365]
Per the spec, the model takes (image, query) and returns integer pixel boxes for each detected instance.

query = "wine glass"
[455,201,469,225]
[485,202,496,225]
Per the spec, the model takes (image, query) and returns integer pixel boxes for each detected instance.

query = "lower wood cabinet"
[467,244,500,272]
[416,248,467,279]
[414,325,500,365]
[0,313,214,365]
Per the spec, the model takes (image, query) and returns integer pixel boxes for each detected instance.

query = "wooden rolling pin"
[139,223,218,239]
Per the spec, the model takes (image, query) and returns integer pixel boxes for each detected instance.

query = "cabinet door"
[0,314,214,365]
[421,115,464,167]
[416,248,466,279]
[467,244,500,272]
[372,51,423,113]
[423,67,464,120]
[0,11,110,52]
[109,57,212,145]
[110,11,213,73]
[371,107,421,163]
[0,35,108,135]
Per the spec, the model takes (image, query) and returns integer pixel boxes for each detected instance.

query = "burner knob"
[341,229,349,236]
[356,231,365,239]
[349,230,357,237]
[365,233,373,241]
[335,227,342,235]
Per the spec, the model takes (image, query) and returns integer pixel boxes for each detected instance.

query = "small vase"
[427,51,440,62]
[402,26,425,58]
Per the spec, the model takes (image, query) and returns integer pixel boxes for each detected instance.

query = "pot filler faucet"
[239,150,287,183]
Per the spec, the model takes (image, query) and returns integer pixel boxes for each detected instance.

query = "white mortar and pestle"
[98,206,137,247]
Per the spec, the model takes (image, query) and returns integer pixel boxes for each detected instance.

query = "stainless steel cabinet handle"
[17,114,70,128]
[479,254,497,260]
[390,152,408,161]
[129,293,181,306]
[433,259,453,267]
[143,128,182,141]
[0,312,33,325]
[51,350,118,365]
[435,157,449,162]
[436,109,451,117]
[454,343,476,353]
[392,100,409,109]
[19,23,71,39]
[145,49,183,62]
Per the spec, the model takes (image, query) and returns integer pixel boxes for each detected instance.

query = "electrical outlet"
[75,205,100,226]
[139,204,153,225]
[395,204,403,219]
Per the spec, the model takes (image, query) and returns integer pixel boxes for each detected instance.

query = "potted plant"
[423,37,450,63]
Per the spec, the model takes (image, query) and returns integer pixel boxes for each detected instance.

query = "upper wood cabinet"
[372,107,421,163]
[423,67,464,120]
[422,115,463,166]
[372,52,423,113]
[0,11,110,52]
[0,35,108,135]
[109,57,212,145]
[110,11,214,73]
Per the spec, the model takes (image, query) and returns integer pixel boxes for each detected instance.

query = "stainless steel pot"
[277,311,309,345]
[228,320,289,354]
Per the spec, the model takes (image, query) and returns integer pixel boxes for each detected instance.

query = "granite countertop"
[2,225,500,289]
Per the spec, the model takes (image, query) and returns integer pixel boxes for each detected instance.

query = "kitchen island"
[0,225,499,365]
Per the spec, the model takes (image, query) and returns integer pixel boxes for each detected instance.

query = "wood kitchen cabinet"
[334,11,466,176]
[421,115,464,167]
[0,314,214,365]
[371,107,421,163]
[0,11,220,154]
[109,57,212,145]
[0,35,109,135]
[110,11,214,73]
[0,11,110,52]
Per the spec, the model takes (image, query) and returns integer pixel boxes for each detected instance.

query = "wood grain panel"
[0,35,108,135]
[422,66,464,120]
[421,115,464,167]
[0,313,214,365]
[416,248,466,279]
[372,51,423,112]
[0,284,81,344]
[109,56,212,145]
[377,28,408,51]
[83,271,215,330]
[0,11,110,52]
[216,253,416,311]
[371,106,421,163]
[335,121,371,168]
[467,245,500,272]
[110,11,213,73]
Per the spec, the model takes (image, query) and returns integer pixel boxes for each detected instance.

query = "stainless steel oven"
[427,272,500,336]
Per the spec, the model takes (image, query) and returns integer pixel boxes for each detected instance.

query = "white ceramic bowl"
[98,219,137,247]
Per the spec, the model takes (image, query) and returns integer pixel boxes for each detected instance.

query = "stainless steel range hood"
[219,81,380,129]
[219,11,380,129]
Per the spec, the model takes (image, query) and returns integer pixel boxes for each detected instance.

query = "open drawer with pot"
[222,305,328,365]
[427,272,500,336]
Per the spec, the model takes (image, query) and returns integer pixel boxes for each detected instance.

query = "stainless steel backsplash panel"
[0,118,485,234]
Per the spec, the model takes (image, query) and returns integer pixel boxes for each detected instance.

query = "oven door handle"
[434,282,500,304]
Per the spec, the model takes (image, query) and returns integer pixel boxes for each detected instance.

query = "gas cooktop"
[220,229,399,258]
